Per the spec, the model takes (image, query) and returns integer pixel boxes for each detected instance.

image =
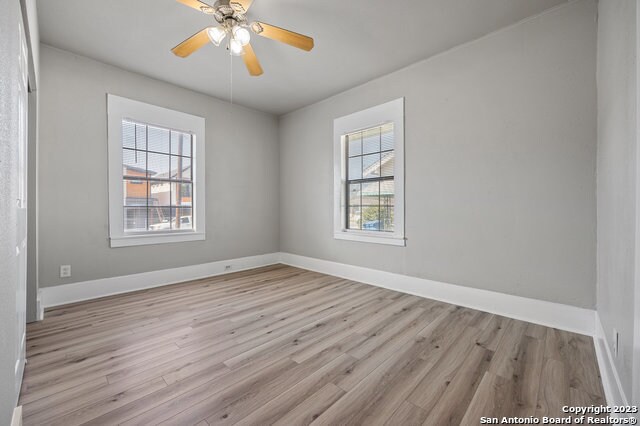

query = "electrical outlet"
[225,265,232,271]
[613,328,619,358]
[60,265,71,278]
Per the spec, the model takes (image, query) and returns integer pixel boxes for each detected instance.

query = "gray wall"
[279,0,597,309]
[38,45,280,287]
[1,0,26,422]
[596,0,638,403]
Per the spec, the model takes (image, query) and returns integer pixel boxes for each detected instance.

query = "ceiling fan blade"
[252,22,314,51]
[230,0,253,13]
[243,43,263,76]
[171,28,211,58]
[176,0,214,14]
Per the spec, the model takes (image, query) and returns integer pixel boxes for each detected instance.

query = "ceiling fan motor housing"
[209,0,249,23]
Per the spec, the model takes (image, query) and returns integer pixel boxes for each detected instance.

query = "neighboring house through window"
[107,95,205,247]
[333,98,405,246]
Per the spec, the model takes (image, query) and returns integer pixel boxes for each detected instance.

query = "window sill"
[334,231,406,246]
[110,232,205,248]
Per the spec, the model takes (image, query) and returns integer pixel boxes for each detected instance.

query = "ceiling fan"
[172,0,314,77]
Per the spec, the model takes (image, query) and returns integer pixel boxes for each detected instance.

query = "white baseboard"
[36,290,43,321]
[11,406,22,426]
[40,253,281,308]
[279,252,596,336]
[40,251,597,338]
[593,313,629,408]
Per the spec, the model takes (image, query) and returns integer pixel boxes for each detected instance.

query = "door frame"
[14,8,29,398]
[634,0,640,407]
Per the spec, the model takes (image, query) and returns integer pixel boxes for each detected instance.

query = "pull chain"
[229,48,233,105]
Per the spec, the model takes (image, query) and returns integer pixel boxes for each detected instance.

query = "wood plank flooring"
[19,265,606,425]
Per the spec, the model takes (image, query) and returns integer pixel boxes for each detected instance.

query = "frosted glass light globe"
[207,26,226,46]
[229,38,245,56]
[232,26,251,46]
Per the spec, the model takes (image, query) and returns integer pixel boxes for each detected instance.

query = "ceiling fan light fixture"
[229,38,245,56]
[173,0,315,76]
[232,26,251,46]
[207,26,227,46]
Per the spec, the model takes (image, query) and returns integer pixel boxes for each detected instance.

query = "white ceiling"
[37,0,567,115]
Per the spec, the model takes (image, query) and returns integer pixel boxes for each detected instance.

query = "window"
[122,121,193,232]
[334,98,405,246]
[107,95,205,247]
[345,123,395,232]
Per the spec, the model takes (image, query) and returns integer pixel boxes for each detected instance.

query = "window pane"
[361,206,380,230]
[362,153,381,179]
[171,131,192,157]
[123,179,147,207]
[381,123,394,151]
[171,207,193,230]
[124,207,147,232]
[171,156,192,181]
[348,183,361,206]
[123,149,146,177]
[380,181,394,232]
[120,119,197,235]
[148,206,171,231]
[348,157,362,180]
[148,152,170,178]
[380,206,394,232]
[147,126,170,154]
[361,181,379,206]
[122,121,136,149]
[342,122,398,235]
[348,206,361,230]
[347,133,362,157]
[171,182,193,206]
[380,180,394,206]
[381,151,395,177]
[149,180,170,206]
[136,124,147,150]
[362,127,380,154]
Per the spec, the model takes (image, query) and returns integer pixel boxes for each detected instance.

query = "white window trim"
[107,94,206,248]
[333,97,405,246]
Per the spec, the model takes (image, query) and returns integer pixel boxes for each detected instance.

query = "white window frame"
[107,94,206,248]
[333,97,405,246]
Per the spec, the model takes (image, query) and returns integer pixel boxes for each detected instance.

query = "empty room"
[2,0,640,424]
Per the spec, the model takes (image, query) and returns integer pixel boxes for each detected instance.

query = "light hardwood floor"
[20,265,605,425]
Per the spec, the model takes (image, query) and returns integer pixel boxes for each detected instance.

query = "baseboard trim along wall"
[40,253,281,308]
[36,292,43,321]
[41,251,596,338]
[593,313,629,409]
[11,406,22,426]
[279,252,597,337]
